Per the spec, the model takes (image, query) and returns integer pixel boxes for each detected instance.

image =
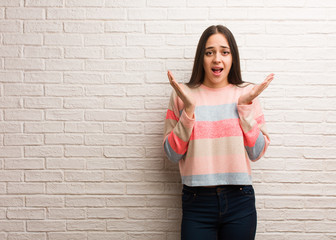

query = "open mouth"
[211,68,223,74]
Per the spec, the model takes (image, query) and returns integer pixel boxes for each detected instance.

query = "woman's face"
[203,33,232,88]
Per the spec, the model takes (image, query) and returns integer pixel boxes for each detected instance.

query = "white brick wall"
[0,1,335,239]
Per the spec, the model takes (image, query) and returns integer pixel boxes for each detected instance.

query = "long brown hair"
[187,25,244,88]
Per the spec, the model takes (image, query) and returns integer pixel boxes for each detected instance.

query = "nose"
[213,52,221,63]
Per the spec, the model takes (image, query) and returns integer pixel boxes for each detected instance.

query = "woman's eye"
[205,51,213,56]
[223,51,230,55]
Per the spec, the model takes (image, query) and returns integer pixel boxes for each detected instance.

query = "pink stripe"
[190,119,243,140]
[179,154,251,176]
[168,131,188,155]
[243,124,260,147]
[166,109,179,121]
[256,115,265,125]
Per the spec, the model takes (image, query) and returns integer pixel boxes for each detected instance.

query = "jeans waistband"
[183,184,249,195]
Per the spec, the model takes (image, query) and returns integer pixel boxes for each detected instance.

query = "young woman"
[163,25,274,239]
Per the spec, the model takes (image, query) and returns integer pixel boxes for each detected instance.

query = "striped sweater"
[163,83,270,186]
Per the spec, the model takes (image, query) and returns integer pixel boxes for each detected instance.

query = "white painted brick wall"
[0,0,335,239]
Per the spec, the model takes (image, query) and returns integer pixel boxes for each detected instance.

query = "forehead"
[205,33,229,47]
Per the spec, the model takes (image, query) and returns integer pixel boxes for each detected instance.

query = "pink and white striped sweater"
[163,83,270,186]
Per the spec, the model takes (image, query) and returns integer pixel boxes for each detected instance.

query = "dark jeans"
[181,184,257,240]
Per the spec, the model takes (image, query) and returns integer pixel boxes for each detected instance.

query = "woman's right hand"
[167,70,195,119]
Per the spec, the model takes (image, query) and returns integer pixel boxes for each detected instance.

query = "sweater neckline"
[200,83,233,92]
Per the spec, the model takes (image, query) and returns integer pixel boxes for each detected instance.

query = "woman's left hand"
[238,73,274,105]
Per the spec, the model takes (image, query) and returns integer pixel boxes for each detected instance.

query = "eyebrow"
[205,46,230,50]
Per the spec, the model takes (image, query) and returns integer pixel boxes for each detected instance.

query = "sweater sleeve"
[163,90,195,163]
[237,97,270,161]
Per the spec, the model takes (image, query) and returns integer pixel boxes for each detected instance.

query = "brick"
[126,159,164,170]
[25,72,62,83]
[105,73,144,84]
[8,183,45,194]
[25,146,63,157]
[7,208,45,220]
[86,158,124,170]
[25,0,63,6]
[105,47,144,59]
[67,220,106,231]
[128,9,167,20]
[127,35,164,46]
[168,8,208,20]
[0,0,20,6]
[47,183,85,194]
[25,171,63,182]
[64,73,103,84]
[65,122,103,133]
[27,221,66,232]
[48,233,86,240]
[85,183,125,194]
[24,47,62,58]
[5,158,44,170]
[105,0,145,7]
[47,9,86,20]
[25,122,63,133]
[87,208,127,219]
[6,8,45,20]
[66,197,106,207]
[86,8,126,20]
[5,84,43,96]
[66,0,104,7]
[45,134,83,145]
[0,221,24,231]
[64,22,104,33]
[44,34,83,46]
[4,33,42,45]
[105,21,143,33]
[85,60,124,71]
[106,196,146,207]
[85,110,124,121]
[26,196,64,207]
[8,233,46,240]
[104,147,145,158]
[24,97,62,109]
[85,34,124,46]
[46,110,84,121]
[65,47,103,59]
[0,71,23,83]
[24,21,63,33]
[45,85,83,96]
[85,134,123,146]
[105,171,144,182]
[88,233,127,240]
[46,158,85,170]
[0,196,24,207]
[64,171,104,182]
[4,134,43,146]
[65,146,102,157]
[5,59,44,70]
[129,208,167,219]
[47,208,85,219]
[0,147,23,157]
[104,122,143,134]
[0,21,21,32]
[46,59,84,71]
[0,97,22,108]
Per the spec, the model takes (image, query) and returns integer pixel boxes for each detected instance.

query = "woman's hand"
[238,73,274,105]
[167,70,196,118]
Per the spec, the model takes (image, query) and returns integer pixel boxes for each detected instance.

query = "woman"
[163,25,274,239]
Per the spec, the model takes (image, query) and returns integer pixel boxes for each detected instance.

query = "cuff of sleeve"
[237,103,254,118]
[180,109,195,129]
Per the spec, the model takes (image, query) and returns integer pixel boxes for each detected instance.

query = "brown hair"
[187,25,244,88]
